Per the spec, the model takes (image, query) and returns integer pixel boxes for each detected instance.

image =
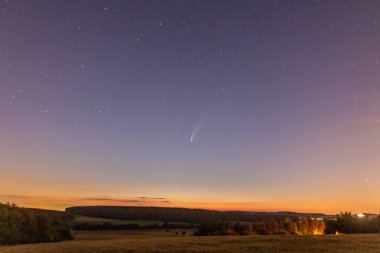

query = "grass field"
[73,215,165,226]
[1,230,380,253]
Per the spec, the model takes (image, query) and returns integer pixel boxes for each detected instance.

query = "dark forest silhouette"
[0,203,72,245]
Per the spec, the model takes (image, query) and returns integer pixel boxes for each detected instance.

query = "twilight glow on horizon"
[1,0,380,214]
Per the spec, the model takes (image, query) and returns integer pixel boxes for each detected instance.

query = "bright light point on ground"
[357,213,365,218]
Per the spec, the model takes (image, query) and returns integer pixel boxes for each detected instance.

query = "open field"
[73,215,166,226]
[2,230,380,253]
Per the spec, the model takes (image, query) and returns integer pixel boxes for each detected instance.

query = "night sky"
[1,0,380,213]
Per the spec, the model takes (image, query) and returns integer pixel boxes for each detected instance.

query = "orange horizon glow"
[0,194,377,215]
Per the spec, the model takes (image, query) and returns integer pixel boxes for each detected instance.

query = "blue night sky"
[1,0,380,213]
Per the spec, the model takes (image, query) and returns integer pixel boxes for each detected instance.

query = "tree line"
[195,217,325,236]
[195,212,380,236]
[73,221,192,231]
[325,212,380,234]
[0,203,73,245]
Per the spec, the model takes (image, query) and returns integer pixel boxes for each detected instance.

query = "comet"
[190,121,202,142]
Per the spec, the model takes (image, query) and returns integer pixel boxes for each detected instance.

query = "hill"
[66,206,331,224]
